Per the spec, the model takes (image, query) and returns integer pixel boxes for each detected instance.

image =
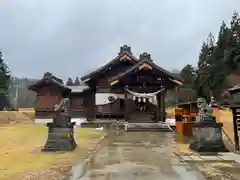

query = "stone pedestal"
[42,113,77,152]
[189,122,228,153]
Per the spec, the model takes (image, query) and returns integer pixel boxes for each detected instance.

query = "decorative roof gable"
[81,45,138,83]
[109,52,184,86]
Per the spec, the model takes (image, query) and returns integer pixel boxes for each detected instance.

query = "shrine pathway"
[77,131,206,180]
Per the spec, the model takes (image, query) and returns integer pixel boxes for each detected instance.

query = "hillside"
[8,77,38,108]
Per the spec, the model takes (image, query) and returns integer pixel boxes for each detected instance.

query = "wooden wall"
[34,85,63,119]
[84,90,96,120]
[92,61,133,117]
[33,84,97,120]
[96,99,123,116]
[69,93,85,118]
[35,85,62,110]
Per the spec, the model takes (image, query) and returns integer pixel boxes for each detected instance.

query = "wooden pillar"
[160,93,163,122]
[161,92,166,122]
[175,86,178,104]
[87,89,96,121]
[231,107,240,151]
[110,102,112,122]
[156,93,161,122]
[124,87,128,122]
[93,88,96,121]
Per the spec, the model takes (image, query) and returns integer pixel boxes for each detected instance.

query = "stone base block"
[189,122,228,153]
[42,125,77,152]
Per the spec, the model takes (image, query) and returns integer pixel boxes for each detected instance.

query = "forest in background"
[173,11,240,104]
[7,76,83,108]
[1,11,240,108]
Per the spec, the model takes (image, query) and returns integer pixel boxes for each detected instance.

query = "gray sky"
[0,0,239,80]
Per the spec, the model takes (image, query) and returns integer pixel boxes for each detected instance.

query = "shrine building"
[29,45,183,123]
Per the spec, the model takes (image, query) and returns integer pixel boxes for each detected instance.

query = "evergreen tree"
[0,50,11,109]
[74,77,81,85]
[210,21,231,98]
[206,33,216,65]
[195,40,213,99]
[180,64,196,86]
[194,11,240,100]
[217,21,229,57]
[66,77,74,86]
[185,11,240,101]
[197,41,209,69]
[225,11,240,70]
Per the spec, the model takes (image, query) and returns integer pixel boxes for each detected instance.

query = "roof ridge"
[109,57,183,84]
[81,45,138,81]
[43,72,64,84]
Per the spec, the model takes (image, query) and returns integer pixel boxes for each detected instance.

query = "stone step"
[125,128,172,132]
[125,123,173,132]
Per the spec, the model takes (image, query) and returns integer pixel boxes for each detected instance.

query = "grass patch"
[0,110,35,125]
[18,108,35,120]
[0,111,32,124]
[0,123,105,180]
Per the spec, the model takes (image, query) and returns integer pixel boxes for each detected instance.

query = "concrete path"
[79,131,206,180]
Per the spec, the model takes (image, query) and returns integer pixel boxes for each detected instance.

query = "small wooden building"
[29,45,183,123]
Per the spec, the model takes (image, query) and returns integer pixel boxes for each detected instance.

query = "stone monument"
[42,98,77,152]
[189,97,228,153]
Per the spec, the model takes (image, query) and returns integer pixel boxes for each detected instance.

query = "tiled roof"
[28,73,68,91]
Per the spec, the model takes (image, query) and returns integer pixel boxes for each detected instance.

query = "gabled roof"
[28,72,92,94]
[28,72,69,91]
[109,53,184,86]
[81,45,138,83]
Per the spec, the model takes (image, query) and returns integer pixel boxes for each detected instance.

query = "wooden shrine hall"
[29,45,183,123]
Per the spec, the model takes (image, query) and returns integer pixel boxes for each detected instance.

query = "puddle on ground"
[72,130,206,180]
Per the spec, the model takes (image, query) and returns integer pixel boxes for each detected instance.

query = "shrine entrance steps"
[128,113,156,123]
[80,120,173,132]
[124,122,173,132]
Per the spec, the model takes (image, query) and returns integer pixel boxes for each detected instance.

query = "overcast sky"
[0,0,239,80]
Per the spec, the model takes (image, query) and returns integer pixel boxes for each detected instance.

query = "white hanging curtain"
[95,93,124,105]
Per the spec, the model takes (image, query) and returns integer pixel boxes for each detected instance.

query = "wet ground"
[79,130,206,180]
[189,161,240,180]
